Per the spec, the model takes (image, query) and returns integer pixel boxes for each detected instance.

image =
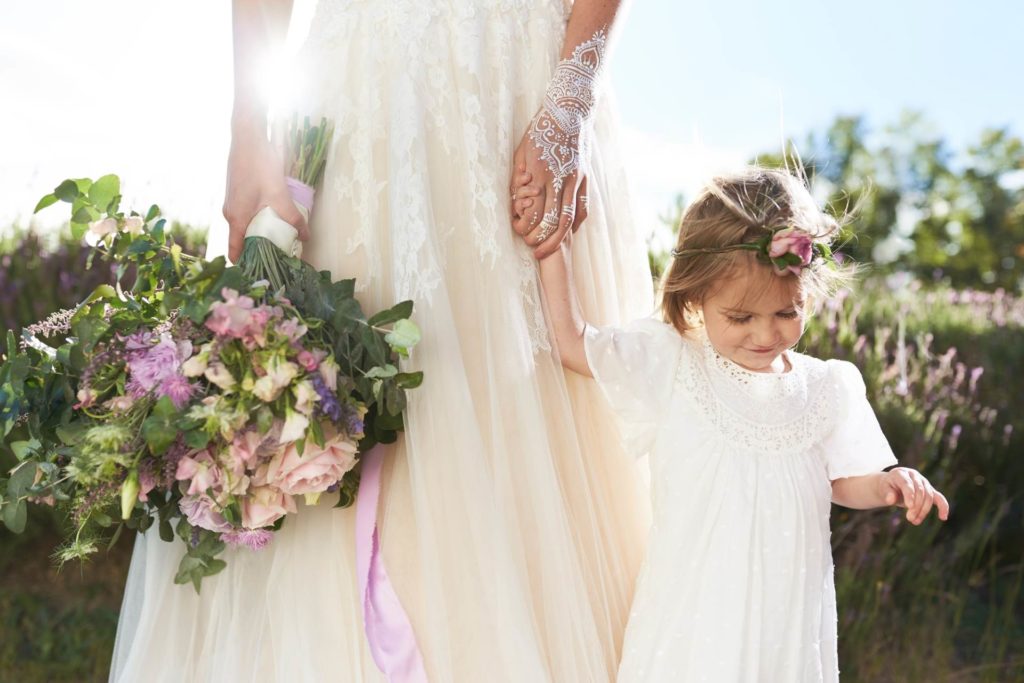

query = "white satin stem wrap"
[245,202,308,258]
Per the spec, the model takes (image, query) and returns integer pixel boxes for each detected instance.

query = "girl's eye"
[727,315,752,324]
[778,310,801,320]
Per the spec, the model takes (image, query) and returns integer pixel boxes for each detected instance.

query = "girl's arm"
[832,467,950,526]
[223,0,308,262]
[538,240,594,377]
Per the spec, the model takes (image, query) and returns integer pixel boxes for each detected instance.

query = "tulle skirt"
[111,1,653,680]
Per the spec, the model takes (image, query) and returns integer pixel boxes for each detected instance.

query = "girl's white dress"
[110,2,653,682]
[584,319,897,683]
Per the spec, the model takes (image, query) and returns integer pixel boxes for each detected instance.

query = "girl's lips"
[748,346,776,354]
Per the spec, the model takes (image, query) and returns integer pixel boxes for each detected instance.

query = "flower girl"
[516,167,949,681]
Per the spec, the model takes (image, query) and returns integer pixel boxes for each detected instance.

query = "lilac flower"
[221,528,274,551]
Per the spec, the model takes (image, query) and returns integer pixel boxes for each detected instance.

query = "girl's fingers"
[917,483,933,528]
[513,187,545,236]
[893,472,915,512]
[934,490,950,521]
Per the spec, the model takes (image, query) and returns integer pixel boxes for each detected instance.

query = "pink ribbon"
[355,445,429,682]
[285,177,315,212]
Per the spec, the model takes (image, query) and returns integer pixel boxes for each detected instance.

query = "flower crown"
[670,226,834,276]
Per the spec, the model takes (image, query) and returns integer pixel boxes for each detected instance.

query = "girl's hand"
[879,467,950,525]
[223,118,309,263]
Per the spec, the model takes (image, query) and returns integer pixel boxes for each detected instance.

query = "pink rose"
[179,493,232,533]
[260,433,358,496]
[241,485,297,529]
[768,228,814,275]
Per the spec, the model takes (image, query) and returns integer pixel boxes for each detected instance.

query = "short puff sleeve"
[821,360,898,480]
[583,318,683,458]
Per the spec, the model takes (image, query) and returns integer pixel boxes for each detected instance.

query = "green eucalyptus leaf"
[368,300,414,327]
[396,371,424,389]
[54,179,81,203]
[88,174,120,211]
[384,319,421,353]
[3,499,27,533]
[365,364,398,380]
[34,193,59,214]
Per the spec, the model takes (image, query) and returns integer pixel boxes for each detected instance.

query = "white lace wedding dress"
[109,1,654,681]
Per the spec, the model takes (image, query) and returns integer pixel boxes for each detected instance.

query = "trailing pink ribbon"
[355,445,429,682]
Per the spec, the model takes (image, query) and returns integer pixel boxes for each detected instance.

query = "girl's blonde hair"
[659,166,851,333]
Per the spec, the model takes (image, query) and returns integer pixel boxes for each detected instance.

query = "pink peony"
[179,493,232,533]
[241,485,296,529]
[206,288,256,338]
[260,433,358,496]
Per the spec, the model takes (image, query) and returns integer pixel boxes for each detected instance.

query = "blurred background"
[2,1,1022,681]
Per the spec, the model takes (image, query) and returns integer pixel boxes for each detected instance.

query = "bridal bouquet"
[0,126,421,590]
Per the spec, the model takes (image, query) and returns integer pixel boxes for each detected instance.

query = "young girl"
[512,167,949,681]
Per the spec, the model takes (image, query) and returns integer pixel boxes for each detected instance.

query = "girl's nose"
[751,320,780,347]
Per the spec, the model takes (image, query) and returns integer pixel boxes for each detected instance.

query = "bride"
[110,1,653,680]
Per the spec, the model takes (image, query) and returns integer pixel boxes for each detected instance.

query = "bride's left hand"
[510,113,589,258]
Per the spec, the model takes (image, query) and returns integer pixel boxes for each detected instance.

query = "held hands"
[223,119,309,263]
[510,28,607,258]
[879,467,950,525]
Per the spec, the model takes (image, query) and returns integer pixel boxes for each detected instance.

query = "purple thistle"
[160,374,198,409]
[220,528,274,551]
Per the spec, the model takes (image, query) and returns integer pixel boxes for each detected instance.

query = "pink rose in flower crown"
[767,228,814,276]
[257,432,358,496]
[241,485,297,529]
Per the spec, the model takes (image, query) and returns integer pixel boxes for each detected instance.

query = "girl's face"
[700,267,806,373]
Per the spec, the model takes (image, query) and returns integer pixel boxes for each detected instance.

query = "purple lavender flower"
[311,373,342,422]
[221,528,274,551]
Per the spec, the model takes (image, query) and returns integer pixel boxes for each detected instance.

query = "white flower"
[122,216,145,235]
[292,379,319,415]
[181,352,208,378]
[318,356,339,391]
[88,217,118,238]
[204,362,237,391]
[279,410,309,444]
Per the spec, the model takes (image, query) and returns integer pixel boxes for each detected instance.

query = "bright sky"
[2,1,1021,244]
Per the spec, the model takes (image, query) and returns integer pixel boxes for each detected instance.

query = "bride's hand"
[510,120,589,259]
[223,118,309,263]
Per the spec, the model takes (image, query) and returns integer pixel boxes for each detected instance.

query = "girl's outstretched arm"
[832,467,950,525]
[538,239,593,377]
